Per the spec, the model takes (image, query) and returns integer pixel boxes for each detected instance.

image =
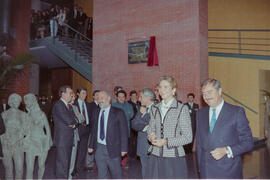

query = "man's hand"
[88,148,94,154]
[152,139,166,147]
[148,132,156,142]
[140,106,147,114]
[210,147,227,160]
[121,152,127,157]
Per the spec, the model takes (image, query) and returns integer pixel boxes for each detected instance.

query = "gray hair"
[201,78,221,90]
[140,88,155,102]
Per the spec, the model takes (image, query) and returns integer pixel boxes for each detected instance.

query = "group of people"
[51,75,254,179]
[30,4,92,40]
[0,76,254,179]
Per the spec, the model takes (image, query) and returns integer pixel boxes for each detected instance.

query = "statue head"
[24,93,39,111]
[8,93,22,108]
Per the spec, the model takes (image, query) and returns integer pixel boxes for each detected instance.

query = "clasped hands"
[148,133,167,147]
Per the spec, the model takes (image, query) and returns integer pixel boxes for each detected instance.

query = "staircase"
[30,35,92,81]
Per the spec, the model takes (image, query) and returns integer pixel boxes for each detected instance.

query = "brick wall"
[92,0,208,105]
[5,0,31,97]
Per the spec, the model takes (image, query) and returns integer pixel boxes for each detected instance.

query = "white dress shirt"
[97,105,111,145]
[161,98,174,123]
[78,99,89,124]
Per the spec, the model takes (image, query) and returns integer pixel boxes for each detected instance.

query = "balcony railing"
[208,29,270,57]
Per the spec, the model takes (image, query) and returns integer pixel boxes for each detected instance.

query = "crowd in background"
[30,4,93,40]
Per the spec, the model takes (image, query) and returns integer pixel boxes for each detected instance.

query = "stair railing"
[222,91,258,115]
[52,20,92,62]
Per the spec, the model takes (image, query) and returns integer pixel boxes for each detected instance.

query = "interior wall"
[75,0,93,17]
[92,0,208,104]
[209,56,270,138]
[208,0,270,29]
[72,70,93,102]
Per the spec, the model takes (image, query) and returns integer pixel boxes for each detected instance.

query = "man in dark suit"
[184,93,199,154]
[72,87,92,176]
[0,98,9,113]
[88,91,128,179]
[196,78,254,178]
[85,90,100,171]
[52,85,78,179]
[0,114,5,157]
[39,95,51,119]
[131,88,155,178]
[128,90,140,159]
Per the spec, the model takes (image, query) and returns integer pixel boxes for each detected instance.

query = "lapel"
[107,107,113,129]
[153,98,178,124]
[74,99,80,113]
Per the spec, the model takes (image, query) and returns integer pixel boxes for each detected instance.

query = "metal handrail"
[62,22,92,42]
[208,29,270,55]
[222,92,258,115]
[51,20,92,62]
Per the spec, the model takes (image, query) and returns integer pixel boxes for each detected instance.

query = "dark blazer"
[89,106,128,159]
[0,104,9,113]
[184,102,199,135]
[196,101,254,178]
[0,114,5,135]
[52,100,77,147]
[131,111,150,156]
[74,99,92,138]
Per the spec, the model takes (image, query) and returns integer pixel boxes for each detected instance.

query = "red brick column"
[5,0,31,97]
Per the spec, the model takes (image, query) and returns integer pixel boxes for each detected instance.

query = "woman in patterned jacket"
[146,75,193,178]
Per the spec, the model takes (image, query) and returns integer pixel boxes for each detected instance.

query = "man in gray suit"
[132,88,155,178]
[88,91,128,178]
[196,78,254,178]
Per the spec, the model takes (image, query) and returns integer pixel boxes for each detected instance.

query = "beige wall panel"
[72,70,93,102]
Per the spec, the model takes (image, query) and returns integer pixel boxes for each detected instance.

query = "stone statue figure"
[23,93,53,179]
[0,93,27,179]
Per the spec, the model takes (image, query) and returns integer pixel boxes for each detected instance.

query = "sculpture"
[0,93,27,179]
[23,93,52,179]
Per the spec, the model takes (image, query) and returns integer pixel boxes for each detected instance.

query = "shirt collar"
[161,98,174,108]
[210,99,224,112]
[60,98,68,106]
[101,105,111,112]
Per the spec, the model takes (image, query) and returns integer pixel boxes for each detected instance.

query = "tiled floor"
[0,145,269,179]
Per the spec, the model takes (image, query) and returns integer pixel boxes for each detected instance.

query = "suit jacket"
[131,111,150,156]
[0,114,5,135]
[196,101,254,179]
[89,106,128,159]
[38,101,51,119]
[74,99,92,139]
[147,98,193,157]
[0,103,10,113]
[52,100,77,147]
[184,102,199,136]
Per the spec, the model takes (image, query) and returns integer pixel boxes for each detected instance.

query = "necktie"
[100,110,105,140]
[82,102,86,122]
[210,109,216,133]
